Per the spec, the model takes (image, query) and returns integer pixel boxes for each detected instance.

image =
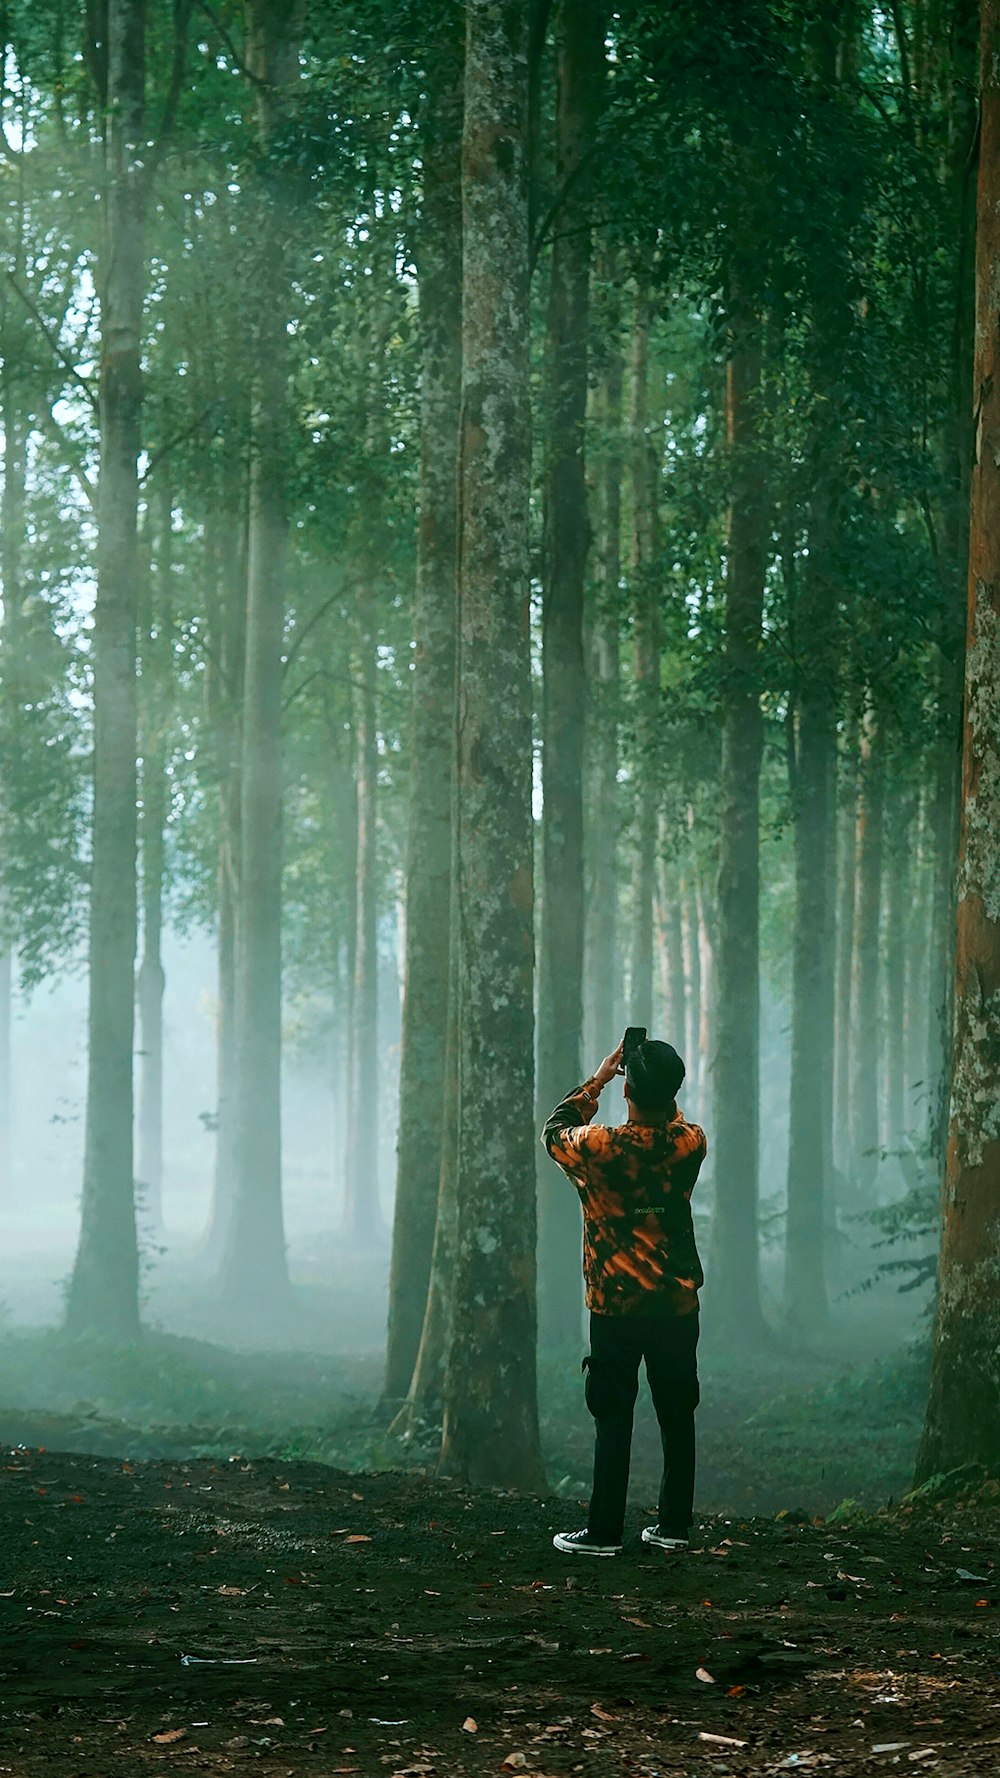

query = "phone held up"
[622,1026,647,1067]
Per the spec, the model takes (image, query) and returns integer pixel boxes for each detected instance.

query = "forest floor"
[2,1444,999,1778]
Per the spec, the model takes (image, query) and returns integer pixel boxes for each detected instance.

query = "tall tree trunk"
[784,546,837,1331]
[536,0,604,1348]
[784,699,836,1328]
[385,28,463,1400]
[848,707,885,1195]
[833,745,857,1182]
[626,284,660,1027]
[924,0,979,1175]
[66,0,146,1340]
[711,300,769,1343]
[883,782,914,1160]
[136,485,172,1235]
[344,614,383,1243]
[916,0,1000,1478]
[656,850,685,1050]
[0,255,27,1198]
[390,892,460,1437]
[583,279,623,1063]
[205,477,247,1263]
[681,865,701,1114]
[695,860,716,1140]
[219,0,302,1310]
[438,0,545,1491]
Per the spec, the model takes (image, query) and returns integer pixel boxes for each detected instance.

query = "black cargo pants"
[583,1309,700,1543]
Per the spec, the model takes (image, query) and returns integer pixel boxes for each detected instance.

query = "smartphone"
[623,1026,647,1065]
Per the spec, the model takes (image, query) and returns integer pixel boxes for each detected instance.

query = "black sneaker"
[552,1528,622,1557]
[641,1524,689,1551]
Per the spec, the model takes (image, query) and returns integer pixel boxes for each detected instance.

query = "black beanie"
[625,1039,685,1109]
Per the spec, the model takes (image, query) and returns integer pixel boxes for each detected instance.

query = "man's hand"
[592,1041,624,1092]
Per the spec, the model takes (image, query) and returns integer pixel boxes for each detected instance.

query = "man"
[541,1036,707,1557]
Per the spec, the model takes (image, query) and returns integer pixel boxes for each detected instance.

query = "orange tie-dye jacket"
[542,1079,707,1317]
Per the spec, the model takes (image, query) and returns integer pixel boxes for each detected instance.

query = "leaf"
[591,1704,617,1722]
[345,1534,372,1545]
[218,1586,246,1596]
[699,1732,748,1747]
[501,1755,528,1770]
[152,1728,186,1745]
[462,1717,478,1733]
[695,1666,716,1683]
[622,1615,651,1628]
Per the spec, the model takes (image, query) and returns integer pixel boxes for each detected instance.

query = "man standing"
[541,1036,707,1556]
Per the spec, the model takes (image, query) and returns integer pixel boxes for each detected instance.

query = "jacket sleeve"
[672,1125,708,1200]
[541,1078,604,1171]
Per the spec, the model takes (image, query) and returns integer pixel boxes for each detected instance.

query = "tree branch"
[36,406,97,510]
[139,402,221,485]
[146,0,195,185]
[3,271,98,410]
[281,587,342,678]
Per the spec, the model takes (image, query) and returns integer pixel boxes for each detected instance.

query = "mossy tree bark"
[536,0,605,1350]
[386,23,463,1398]
[917,0,1000,1481]
[438,0,545,1492]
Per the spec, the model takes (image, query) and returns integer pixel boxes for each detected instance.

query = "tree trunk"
[848,708,885,1197]
[219,0,302,1311]
[833,746,857,1182]
[695,861,716,1140]
[883,783,915,1161]
[344,613,383,1243]
[681,866,701,1114]
[626,285,660,1027]
[924,0,978,1177]
[710,302,769,1343]
[438,0,545,1491]
[390,894,460,1437]
[784,684,836,1330]
[0,260,27,1198]
[583,279,623,1063]
[66,0,146,1340]
[136,485,173,1236]
[536,0,604,1349]
[385,30,463,1400]
[656,850,686,1051]
[916,0,1000,1478]
[205,477,247,1264]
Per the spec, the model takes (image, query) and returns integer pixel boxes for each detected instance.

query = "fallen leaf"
[218,1586,246,1597]
[872,1745,909,1755]
[591,1704,617,1722]
[727,1684,747,1697]
[501,1756,528,1770]
[695,1666,716,1683]
[345,1534,372,1545]
[622,1615,651,1628]
[152,1728,186,1745]
[699,1732,748,1747]
[462,1717,477,1733]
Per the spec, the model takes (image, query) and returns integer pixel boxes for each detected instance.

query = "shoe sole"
[641,1532,688,1551]
[552,1535,621,1556]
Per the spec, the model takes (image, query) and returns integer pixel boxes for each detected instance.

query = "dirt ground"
[2,1445,998,1778]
